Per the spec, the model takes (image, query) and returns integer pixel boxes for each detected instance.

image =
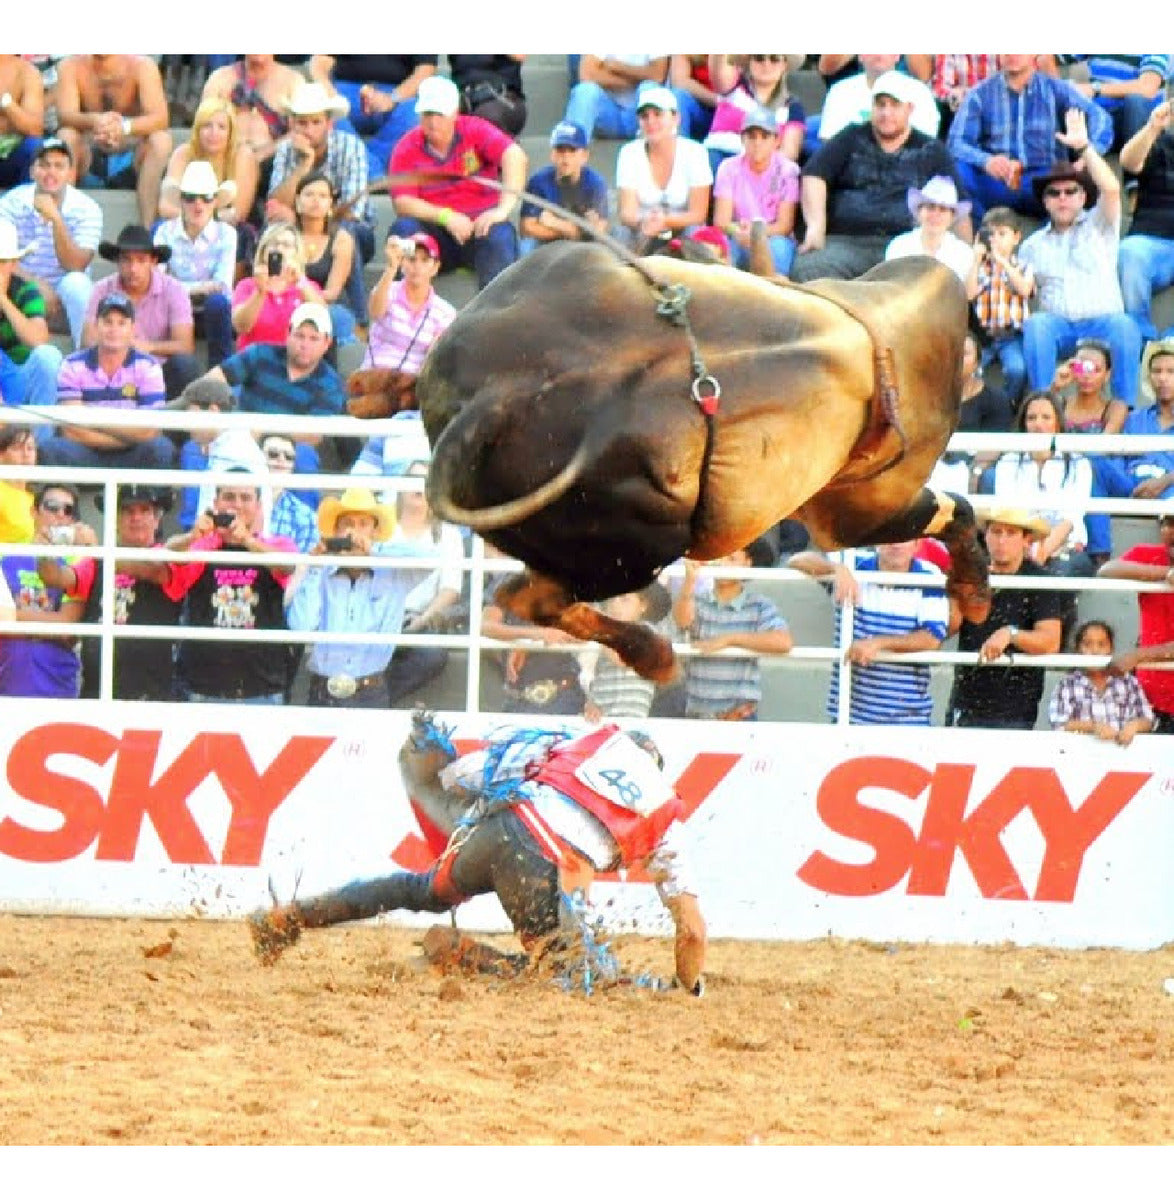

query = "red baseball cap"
[410,232,441,259]
[691,225,731,260]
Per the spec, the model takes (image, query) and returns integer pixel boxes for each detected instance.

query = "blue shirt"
[284,543,434,677]
[1123,405,1174,482]
[220,343,346,417]
[521,164,610,223]
[269,490,318,554]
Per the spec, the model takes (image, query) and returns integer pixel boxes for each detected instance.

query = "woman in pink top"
[230,222,322,351]
[705,54,806,174]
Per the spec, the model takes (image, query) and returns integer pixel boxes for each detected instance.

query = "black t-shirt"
[805,123,961,237]
[331,56,439,87]
[956,383,1015,434]
[1125,130,1174,239]
[950,560,1066,725]
[447,55,525,98]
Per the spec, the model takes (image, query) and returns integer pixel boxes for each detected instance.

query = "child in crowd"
[885,175,974,281]
[519,121,609,255]
[965,206,1034,405]
[582,582,671,721]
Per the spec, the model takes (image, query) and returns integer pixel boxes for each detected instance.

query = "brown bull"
[347,241,989,681]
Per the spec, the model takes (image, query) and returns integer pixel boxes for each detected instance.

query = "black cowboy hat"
[95,483,174,513]
[1031,160,1098,210]
[99,223,172,264]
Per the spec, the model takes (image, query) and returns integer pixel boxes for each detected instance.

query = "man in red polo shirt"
[387,74,527,291]
[1099,512,1174,732]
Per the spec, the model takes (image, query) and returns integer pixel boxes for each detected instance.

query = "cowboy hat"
[178,159,221,199]
[99,223,172,264]
[0,220,31,261]
[907,175,972,222]
[1031,160,1098,209]
[95,483,174,513]
[1140,337,1174,400]
[980,507,1051,540]
[317,488,395,542]
[282,81,350,120]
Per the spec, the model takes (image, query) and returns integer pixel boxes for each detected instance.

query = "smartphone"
[212,511,235,529]
[323,535,353,553]
[266,250,283,276]
[48,525,75,545]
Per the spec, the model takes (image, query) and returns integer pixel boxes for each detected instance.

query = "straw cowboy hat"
[1031,160,1098,209]
[282,81,349,120]
[1140,337,1174,400]
[317,488,395,541]
[906,175,972,223]
[0,220,31,261]
[980,507,1051,540]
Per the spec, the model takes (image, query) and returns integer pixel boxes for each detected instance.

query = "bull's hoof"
[616,626,678,684]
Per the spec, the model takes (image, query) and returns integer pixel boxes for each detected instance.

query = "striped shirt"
[155,217,237,296]
[220,343,346,417]
[973,255,1032,336]
[0,183,102,286]
[87,269,193,345]
[1048,670,1154,731]
[1018,208,1124,320]
[57,346,166,407]
[929,55,998,102]
[587,654,656,719]
[826,554,948,726]
[1,276,46,365]
[678,588,787,718]
[269,489,318,554]
[1063,54,1171,100]
[270,129,370,221]
[367,282,456,375]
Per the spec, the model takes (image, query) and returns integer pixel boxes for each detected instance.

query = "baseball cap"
[740,105,779,135]
[407,231,441,259]
[96,292,135,319]
[166,376,236,411]
[35,136,73,163]
[550,120,588,150]
[871,70,919,104]
[290,301,332,336]
[636,86,678,113]
[415,75,461,117]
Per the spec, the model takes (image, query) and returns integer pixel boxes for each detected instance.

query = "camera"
[266,250,283,276]
[323,535,354,553]
[212,511,235,529]
[1070,359,1097,379]
[48,525,75,545]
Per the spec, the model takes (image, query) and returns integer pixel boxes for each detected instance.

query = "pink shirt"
[86,268,193,350]
[368,281,456,375]
[230,277,324,350]
[713,152,800,224]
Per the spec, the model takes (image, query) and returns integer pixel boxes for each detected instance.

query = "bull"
[347,239,989,682]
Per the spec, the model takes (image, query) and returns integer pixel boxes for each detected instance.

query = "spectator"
[231,223,323,352]
[449,55,527,137]
[382,461,467,705]
[1048,619,1154,744]
[671,542,793,721]
[668,54,721,144]
[704,54,806,173]
[54,54,172,227]
[1118,101,1174,344]
[519,122,610,254]
[83,224,200,401]
[267,81,375,272]
[154,160,238,369]
[1017,119,1142,409]
[1098,511,1174,734]
[1099,340,1174,506]
[39,292,175,471]
[711,106,799,275]
[616,87,712,248]
[792,72,964,284]
[285,487,433,709]
[562,54,670,142]
[293,171,360,346]
[0,482,92,698]
[946,507,1065,730]
[0,54,45,189]
[157,96,259,237]
[365,232,456,376]
[0,220,63,407]
[308,55,437,178]
[965,205,1034,405]
[581,584,671,722]
[201,55,302,173]
[166,478,299,705]
[388,75,526,292]
[787,540,949,725]
[817,54,939,144]
[905,54,998,139]
[259,432,318,555]
[1063,54,1172,152]
[0,137,101,349]
[885,175,975,282]
[0,424,37,545]
[947,54,1112,222]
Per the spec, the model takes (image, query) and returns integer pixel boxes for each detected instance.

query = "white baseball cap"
[871,70,919,105]
[416,75,461,117]
[290,302,332,336]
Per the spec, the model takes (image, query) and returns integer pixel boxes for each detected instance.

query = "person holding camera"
[230,222,323,352]
[366,230,455,374]
[284,487,434,708]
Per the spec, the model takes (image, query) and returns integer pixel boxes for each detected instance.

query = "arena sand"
[1,915,1171,1145]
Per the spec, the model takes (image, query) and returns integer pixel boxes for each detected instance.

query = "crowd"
[0,53,1171,734]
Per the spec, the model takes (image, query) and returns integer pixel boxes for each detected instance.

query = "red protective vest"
[529,725,684,865]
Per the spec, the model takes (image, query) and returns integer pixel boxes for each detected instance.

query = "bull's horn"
[748,219,776,279]
[427,440,593,531]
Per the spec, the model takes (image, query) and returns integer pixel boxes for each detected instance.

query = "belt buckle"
[327,673,358,700]
[523,680,557,705]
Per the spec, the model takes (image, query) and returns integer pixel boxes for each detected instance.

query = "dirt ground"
[1,914,1171,1146]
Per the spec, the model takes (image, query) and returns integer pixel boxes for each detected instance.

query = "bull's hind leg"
[860,488,991,625]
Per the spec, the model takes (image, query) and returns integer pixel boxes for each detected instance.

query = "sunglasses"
[1044,185,1082,198]
[40,499,75,516]
[265,447,296,462]
[751,55,784,64]
[181,192,215,203]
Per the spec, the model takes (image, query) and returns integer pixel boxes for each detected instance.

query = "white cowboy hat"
[178,159,222,199]
[907,174,972,223]
[317,487,395,542]
[282,81,350,120]
[0,220,32,261]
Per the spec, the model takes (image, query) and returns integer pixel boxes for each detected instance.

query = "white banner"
[0,700,1171,950]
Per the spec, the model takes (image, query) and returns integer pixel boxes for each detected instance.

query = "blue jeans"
[732,235,796,276]
[56,272,94,349]
[563,82,640,140]
[1023,311,1142,406]
[672,90,714,141]
[37,433,177,470]
[0,136,40,189]
[327,303,357,346]
[292,441,321,509]
[185,690,285,705]
[980,334,1027,405]
[1101,94,1156,152]
[198,291,235,366]
[953,159,1047,223]
[1118,233,1174,342]
[391,215,518,291]
[0,343,64,407]
[334,79,421,179]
